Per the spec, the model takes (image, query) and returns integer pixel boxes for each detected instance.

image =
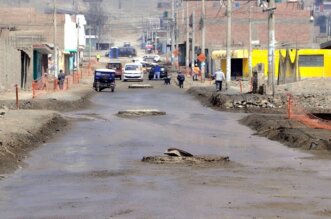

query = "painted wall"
[77,15,87,49]
[251,49,331,78]
[64,14,78,52]
[213,49,331,79]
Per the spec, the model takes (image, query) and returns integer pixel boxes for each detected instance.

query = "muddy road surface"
[0,80,331,219]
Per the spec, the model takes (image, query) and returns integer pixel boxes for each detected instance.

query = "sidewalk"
[170,72,251,95]
[0,62,96,109]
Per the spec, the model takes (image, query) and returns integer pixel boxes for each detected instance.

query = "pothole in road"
[65,113,108,121]
[142,148,232,167]
[128,84,153,89]
[82,170,130,178]
[117,109,166,118]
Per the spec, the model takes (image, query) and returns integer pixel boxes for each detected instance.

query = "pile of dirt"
[188,86,330,114]
[187,79,331,154]
[240,114,331,151]
[0,88,94,112]
[117,109,166,118]
[142,155,232,167]
[0,86,94,175]
[0,111,68,174]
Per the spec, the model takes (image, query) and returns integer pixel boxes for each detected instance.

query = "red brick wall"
[178,2,312,50]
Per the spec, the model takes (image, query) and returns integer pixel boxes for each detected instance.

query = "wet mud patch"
[65,113,108,122]
[81,170,131,178]
[117,109,166,118]
[128,84,153,89]
[316,209,331,217]
[142,155,232,168]
[110,209,134,217]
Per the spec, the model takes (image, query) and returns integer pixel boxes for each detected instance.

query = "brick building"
[0,29,23,91]
[175,1,313,74]
[0,8,86,91]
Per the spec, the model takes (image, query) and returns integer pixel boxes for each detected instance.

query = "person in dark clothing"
[153,64,161,79]
[58,69,65,90]
[177,72,185,88]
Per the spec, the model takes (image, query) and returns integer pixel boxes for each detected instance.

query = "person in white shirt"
[213,68,225,91]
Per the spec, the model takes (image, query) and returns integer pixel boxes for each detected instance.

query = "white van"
[123,62,144,81]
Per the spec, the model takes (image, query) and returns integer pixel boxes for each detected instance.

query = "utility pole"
[248,1,252,79]
[155,29,158,54]
[226,0,232,82]
[53,0,58,77]
[88,27,92,61]
[75,0,80,71]
[175,9,179,68]
[267,0,276,96]
[171,0,175,63]
[201,0,206,81]
[186,1,190,68]
[191,10,195,70]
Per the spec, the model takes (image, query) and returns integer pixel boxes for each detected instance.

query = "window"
[298,55,324,67]
[125,65,138,71]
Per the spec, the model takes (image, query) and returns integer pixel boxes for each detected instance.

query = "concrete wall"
[0,31,23,92]
[64,14,78,51]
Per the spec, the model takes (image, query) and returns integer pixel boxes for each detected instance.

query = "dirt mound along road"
[0,110,67,174]
[0,84,94,175]
[188,86,331,155]
[188,86,330,114]
[241,114,331,152]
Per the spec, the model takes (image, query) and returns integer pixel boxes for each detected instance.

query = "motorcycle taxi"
[93,69,116,92]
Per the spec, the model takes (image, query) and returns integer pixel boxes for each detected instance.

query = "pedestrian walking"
[96,53,101,62]
[213,68,225,91]
[177,71,185,88]
[58,69,65,90]
[193,64,200,81]
[154,64,161,80]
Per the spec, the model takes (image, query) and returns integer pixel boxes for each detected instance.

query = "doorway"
[231,58,243,79]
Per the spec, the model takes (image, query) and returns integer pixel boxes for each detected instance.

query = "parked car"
[106,60,123,80]
[123,62,144,81]
[143,54,160,62]
[119,47,136,57]
[93,69,116,92]
[148,65,168,80]
[123,42,131,47]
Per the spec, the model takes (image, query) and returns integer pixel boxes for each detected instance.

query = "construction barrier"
[32,62,95,98]
[287,94,331,130]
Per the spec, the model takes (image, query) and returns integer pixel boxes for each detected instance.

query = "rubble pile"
[210,93,287,111]
[142,155,230,166]
[142,148,231,167]
[117,109,166,117]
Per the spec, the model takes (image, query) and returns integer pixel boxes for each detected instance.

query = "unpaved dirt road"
[0,79,331,219]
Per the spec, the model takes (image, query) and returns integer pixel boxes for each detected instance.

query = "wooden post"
[15,84,19,109]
